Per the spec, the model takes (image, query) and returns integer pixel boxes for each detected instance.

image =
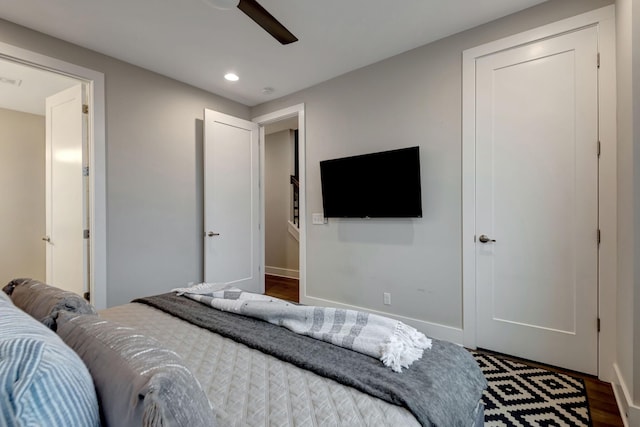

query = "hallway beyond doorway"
[265,274,298,303]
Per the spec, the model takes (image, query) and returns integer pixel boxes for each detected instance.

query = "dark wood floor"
[264,274,299,303]
[264,276,623,426]
[476,349,624,427]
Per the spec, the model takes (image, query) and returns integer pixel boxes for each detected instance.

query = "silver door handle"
[206,231,220,237]
[478,234,496,243]
[42,236,51,243]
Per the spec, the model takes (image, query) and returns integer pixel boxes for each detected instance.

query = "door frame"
[461,5,616,381]
[0,42,107,309]
[252,104,306,301]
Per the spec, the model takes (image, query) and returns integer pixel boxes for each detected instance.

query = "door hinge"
[83,229,90,239]
[597,229,601,245]
[597,317,601,332]
[597,141,601,158]
[83,166,90,177]
[597,53,600,68]
[82,104,89,114]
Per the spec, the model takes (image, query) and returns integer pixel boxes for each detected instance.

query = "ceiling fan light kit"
[204,0,298,45]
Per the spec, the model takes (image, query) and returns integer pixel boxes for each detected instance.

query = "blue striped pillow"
[0,297,100,427]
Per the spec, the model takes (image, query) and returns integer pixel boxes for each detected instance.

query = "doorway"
[0,58,85,293]
[254,104,306,304]
[0,42,106,309]
[263,118,300,302]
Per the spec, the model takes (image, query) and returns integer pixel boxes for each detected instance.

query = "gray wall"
[251,0,614,330]
[265,129,299,275]
[0,18,250,306]
[0,108,45,286]
[633,0,640,406]
[616,0,640,410]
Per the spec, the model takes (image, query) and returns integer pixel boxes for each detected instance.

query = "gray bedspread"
[134,293,487,427]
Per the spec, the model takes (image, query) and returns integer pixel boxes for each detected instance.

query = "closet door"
[474,26,599,374]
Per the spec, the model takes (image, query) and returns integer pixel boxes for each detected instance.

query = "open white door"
[204,109,261,293]
[45,84,87,296]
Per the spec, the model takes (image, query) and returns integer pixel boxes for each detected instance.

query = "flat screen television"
[320,146,422,218]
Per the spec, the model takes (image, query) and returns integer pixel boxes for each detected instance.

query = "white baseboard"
[265,266,299,279]
[613,363,640,427]
[301,294,463,344]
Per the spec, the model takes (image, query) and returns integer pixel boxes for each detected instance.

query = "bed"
[1,279,486,427]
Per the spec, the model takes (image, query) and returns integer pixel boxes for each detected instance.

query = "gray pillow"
[0,295,100,426]
[2,277,29,296]
[3,278,96,330]
[56,312,215,427]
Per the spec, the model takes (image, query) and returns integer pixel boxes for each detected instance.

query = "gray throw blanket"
[134,293,486,427]
[172,284,431,372]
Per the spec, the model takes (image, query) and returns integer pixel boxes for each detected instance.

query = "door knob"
[206,231,220,237]
[42,236,51,243]
[478,234,496,243]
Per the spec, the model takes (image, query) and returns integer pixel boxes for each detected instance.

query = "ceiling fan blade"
[237,0,298,45]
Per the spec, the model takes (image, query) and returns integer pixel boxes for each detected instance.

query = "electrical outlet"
[383,292,391,305]
[312,213,326,225]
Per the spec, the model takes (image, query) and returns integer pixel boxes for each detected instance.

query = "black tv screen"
[320,146,422,218]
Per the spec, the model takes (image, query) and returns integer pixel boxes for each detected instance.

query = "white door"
[475,26,599,374]
[203,109,261,293]
[45,84,87,296]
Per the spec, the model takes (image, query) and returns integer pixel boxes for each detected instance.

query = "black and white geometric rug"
[472,352,592,427]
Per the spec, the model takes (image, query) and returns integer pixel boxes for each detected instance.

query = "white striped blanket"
[171,283,431,372]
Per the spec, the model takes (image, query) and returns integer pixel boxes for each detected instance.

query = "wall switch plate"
[312,213,327,225]
[383,292,391,305]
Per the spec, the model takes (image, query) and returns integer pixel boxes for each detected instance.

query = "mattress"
[101,303,483,426]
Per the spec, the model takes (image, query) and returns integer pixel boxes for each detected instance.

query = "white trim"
[287,220,300,242]
[462,5,616,380]
[258,126,266,292]
[463,6,614,59]
[253,104,306,304]
[595,9,618,383]
[304,295,463,344]
[613,363,640,427]
[265,267,300,279]
[0,42,107,310]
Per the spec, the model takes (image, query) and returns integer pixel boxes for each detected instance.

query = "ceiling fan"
[204,0,298,45]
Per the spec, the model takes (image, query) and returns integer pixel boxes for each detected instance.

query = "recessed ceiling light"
[224,73,239,82]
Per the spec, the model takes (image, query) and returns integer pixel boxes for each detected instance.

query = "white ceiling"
[0,0,548,107]
[0,58,79,115]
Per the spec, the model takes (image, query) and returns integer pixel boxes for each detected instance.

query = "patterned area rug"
[472,352,592,426]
